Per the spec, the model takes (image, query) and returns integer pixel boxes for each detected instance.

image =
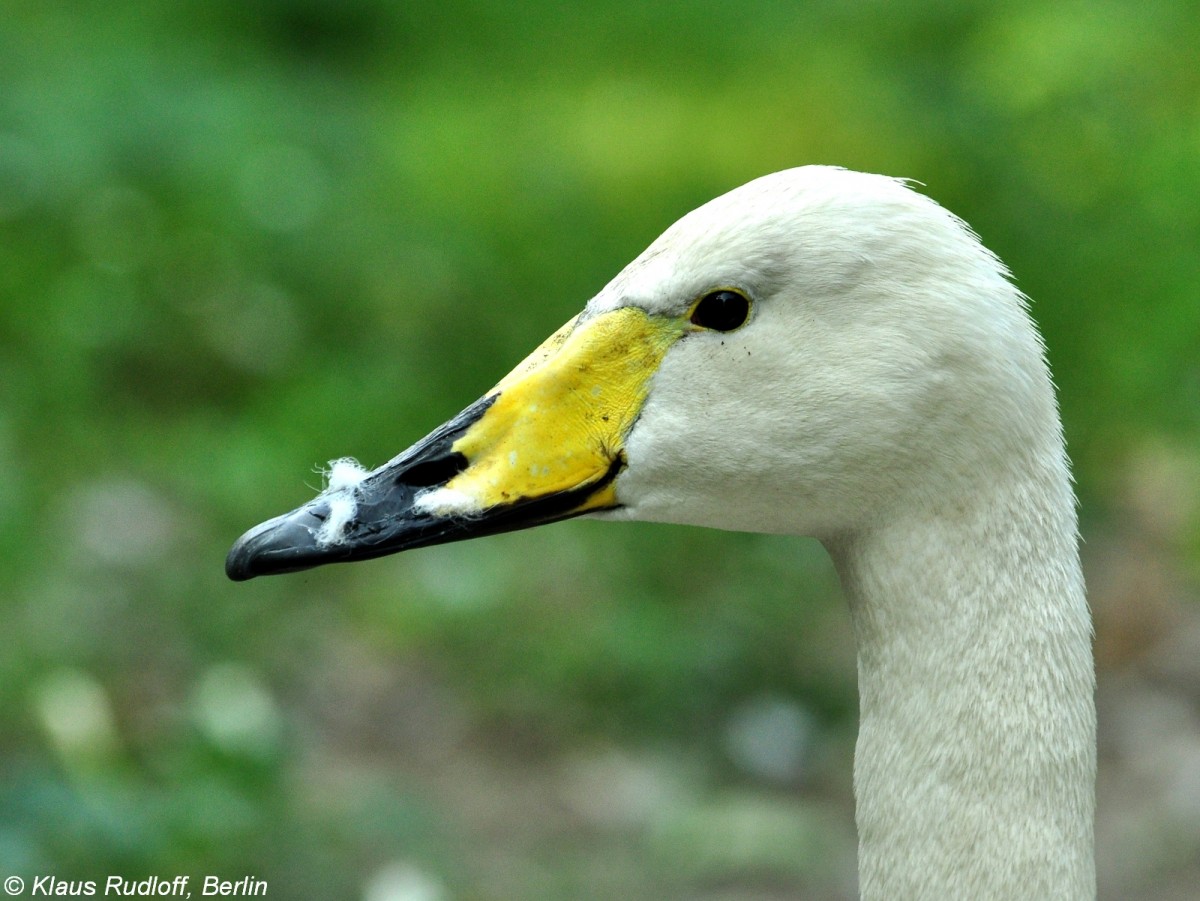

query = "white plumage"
[589,168,1096,898]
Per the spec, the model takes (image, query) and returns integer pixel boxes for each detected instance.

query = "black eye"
[690,290,750,332]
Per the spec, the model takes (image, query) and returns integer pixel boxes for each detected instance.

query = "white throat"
[827,451,1095,899]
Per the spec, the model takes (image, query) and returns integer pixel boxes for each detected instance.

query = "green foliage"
[3,1,1197,897]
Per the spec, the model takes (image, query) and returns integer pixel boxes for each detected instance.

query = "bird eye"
[690,290,751,332]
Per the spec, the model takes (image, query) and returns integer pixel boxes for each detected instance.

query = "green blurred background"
[3,1,1199,899]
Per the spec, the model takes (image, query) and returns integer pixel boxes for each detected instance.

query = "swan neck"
[829,465,1096,899]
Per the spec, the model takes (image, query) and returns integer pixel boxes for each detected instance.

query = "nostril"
[399,452,469,488]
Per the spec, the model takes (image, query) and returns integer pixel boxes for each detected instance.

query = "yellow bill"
[225,306,688,580]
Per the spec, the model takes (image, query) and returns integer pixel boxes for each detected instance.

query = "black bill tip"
[225,504,334,581]
[223,394,628,582]
[226,397,497,582]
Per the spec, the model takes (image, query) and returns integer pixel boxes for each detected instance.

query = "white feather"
[414,487,480,518]
[315,494,357,547]
[313,457,369,547]
[324,457,368,493]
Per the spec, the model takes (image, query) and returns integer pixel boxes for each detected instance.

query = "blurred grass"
[3,1,1199,898]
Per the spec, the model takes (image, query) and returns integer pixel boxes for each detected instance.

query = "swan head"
[227,166,1057,580]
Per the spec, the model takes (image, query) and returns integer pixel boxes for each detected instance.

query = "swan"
[226,166,1096,898]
